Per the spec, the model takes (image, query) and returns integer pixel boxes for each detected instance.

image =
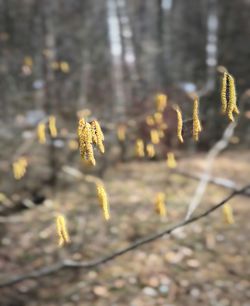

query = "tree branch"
[0,184,249,288]
[185,122,237,220]
[172,169,250,197]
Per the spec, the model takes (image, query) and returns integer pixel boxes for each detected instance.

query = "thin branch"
[172,169,250,197]
[185,122,237,220]
[0,184,249,288]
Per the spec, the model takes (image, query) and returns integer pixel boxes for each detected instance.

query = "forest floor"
[0,150,250,306]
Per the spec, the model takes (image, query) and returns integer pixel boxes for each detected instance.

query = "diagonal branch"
[172,169,250,197]
[185,122,237,220]
[0,184,249,288]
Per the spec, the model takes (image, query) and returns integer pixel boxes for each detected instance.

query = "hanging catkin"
[96,183,110,221]
[56,215,70,247]
[192,97,202,141]
[173,105,184,143]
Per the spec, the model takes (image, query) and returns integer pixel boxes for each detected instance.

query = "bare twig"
[172,169,250,197]
[185,122,237,220]
[0,184,249,288]
[62,165,102,184]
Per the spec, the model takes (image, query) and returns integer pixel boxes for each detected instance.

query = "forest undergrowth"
[1,150,249,306]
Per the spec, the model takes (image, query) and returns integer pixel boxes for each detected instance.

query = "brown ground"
[0,150,250,306]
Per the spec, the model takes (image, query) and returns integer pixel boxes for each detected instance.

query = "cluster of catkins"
[37,116,58,144]
[22,70,241,247]
[78,118,104,166]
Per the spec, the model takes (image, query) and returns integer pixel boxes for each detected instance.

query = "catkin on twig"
[223,203,234,225]
[12,157,28,180]
[146,115,155,126]
[166,152,177,169]
[135,139,145,157]
[49,116,58,138]
[96,183,110,221]
[91,120,105,154]
[155,192,167,217]
[37,122,46,144]
[78,119,96,166]
[146,143,156,158]
[220,72,240,121]
[56,215,70,247]
[78,118,105,166]
[227,73,239,122]
[192,97,202,141]
[156,94,167,112]
[173,105,184,143]
[221,72,228,114]
[153,112,163,125]
[150,129,160,144]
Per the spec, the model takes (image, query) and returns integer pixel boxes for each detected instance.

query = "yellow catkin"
[227,73,239,121]
[49,116,57,138]
[174,105,184,143]
[146,143,156,158]
[166,152,177,169]
[60,61,70,73]
[37,122,46,144]
[223,203,235,225]
[56,215,70,247]
[221,72,228,114]
[146,115,155,126]
[192,97,202,141]
[96,183,110,221]
[117,124,127,141]
[154,112,163,125]
[13,157,28,180]
[150,129,160,144]
[156,93,167,112]
[155,192,167,217]
[135,139,145,157]
[78,119,96,166]
[91,120,105,153]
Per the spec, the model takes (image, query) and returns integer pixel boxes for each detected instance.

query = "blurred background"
[0,0,250,305]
